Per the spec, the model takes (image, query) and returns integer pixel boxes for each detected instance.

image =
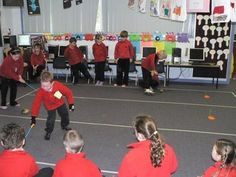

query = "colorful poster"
[150,0,159,16]
[138,0,147,13]
[171,0,187,21]
[211,0,231,23]
[231,0,236,22]
[159,0,172,19]
[164,41,176,54]
[153,41,165,51]
[131,41,141,54]
[186,0,210,13]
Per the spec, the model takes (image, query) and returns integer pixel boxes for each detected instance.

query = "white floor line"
[36,161,118,174]
[25,94,236,109]
[1,114,236,137]
[232,92,236,98]
[66,83,235,94]
[6,89,36,106]
[76,96,236,109]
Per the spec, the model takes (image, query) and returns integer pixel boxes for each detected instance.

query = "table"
[166,62,220,89]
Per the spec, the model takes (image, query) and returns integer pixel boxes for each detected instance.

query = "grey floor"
[0,79,236,177]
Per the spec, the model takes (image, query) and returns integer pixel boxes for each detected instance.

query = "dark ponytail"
[134,115,165,167]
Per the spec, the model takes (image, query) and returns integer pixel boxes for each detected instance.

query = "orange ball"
[208,115,216,121]
[204,95,210,99]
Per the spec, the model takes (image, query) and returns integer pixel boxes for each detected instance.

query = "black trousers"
[29,65,45,80]
[141,67,159,89]
[34,167,53,177]
[116,59,130,85]
[45,104,69,133]
[1,77,18,106]
[95,61,105,82]
[71,63,92,83]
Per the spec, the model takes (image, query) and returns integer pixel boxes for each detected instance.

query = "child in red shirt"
[64,37,93,84]
[141,50,167,94]
[114,30,134,87]
[30,43,47,81]
[118,115,178,177]
[199,139,236,177]
[31,71,74,140]
[0,47,25,109]
[53,130,102,177]
[92,34,107,86]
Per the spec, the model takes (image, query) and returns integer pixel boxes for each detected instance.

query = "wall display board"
[194,12,231,78]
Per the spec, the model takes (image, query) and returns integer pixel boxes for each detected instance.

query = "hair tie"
[149,131,158,139]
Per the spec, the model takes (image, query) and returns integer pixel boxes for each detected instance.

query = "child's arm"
[31,90,43,125]
[58,83,74,108]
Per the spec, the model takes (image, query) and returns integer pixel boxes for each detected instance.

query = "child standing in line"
[114,30,134,87]
[30,43,47,82]
[92,34,107,86]
[53,130,103,177]
[64,37,93,84]
[0,47,25,110]
[31,71,75,140]
[0,123,53,177]
[199,139,236,177]
[141,50,167,94]
[118,115,178,177]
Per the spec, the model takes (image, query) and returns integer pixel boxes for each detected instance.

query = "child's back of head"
[0,123,25,150]
[63,130,84,153]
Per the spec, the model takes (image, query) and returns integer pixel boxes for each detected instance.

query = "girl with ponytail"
[118,115,178,177]
[200,139,236,177]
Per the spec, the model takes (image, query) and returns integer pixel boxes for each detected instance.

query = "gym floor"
[0,79,236,177]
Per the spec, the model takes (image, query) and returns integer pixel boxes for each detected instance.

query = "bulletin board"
[193,12,231,78]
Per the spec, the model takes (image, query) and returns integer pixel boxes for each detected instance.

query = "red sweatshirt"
[0,150,39,177]
[30,52,46,66]
[118,140,178,177]
[202,162,236,177]
[31,81,74,117]
[92,42,107,62]
[114,39,134,60]
[141,53,158,71]
[53,152,102,177]
[64,46,84,65]
[0,55,24,81]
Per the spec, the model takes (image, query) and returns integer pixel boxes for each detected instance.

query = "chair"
[157,60,167,87]
[104,60,113,84]
[129,47,139,86]
[52,57,70,82]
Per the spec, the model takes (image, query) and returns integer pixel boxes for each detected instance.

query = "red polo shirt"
[202,162,236,177]
[141,53,158,71]
[0,150,39,177]
[118,140,178,177]
[53,152,102,177]
[30,52,46,66]
[31,81,74,117]
[0,55,24,81]
[92,42,107,62]
[64,46,84,65]
[114,39,134,60]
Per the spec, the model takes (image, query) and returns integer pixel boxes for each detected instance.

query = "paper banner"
[187,0,210,13]
[153,41,165,51]
[164,41,176,54]
[132,41,141,54]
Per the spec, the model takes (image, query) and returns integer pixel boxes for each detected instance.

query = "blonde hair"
[63,130,84,153]
[158,50,167,60]
[40,71,53,82]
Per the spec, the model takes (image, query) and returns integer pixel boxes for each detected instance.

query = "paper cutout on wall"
[186,0,210,13]
[128,0,136,9]
[27,0,40,15]
[141,33,152,41]
[139,0,147,13]
[131,41,141,53]
[141,41,154,47]
[211,0,231,23]
[171,0,187,21]
[159,0,172,19]
[150,0,159,16]
[153,41,165,51]
[129,34,141,41]
[63,0,71,9]
[164,41,176,54]
[231,0,236,22]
